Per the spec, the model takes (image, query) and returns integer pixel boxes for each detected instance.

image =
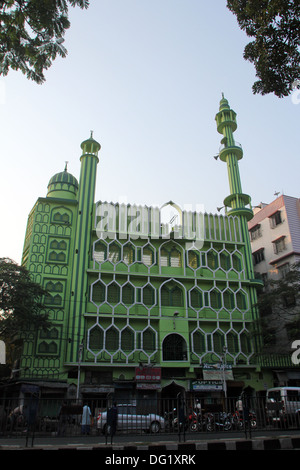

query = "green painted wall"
[18,102,293,396]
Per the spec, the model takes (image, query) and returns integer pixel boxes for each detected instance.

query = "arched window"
[107,283,120,304]
[143,329,156,353]
[160,284,183,307]
[160,245,182,267]
[121,328,134,352]
[227,332,239,354]
[193,330,205,354]
[161,285,170,306]
[89,327,103,351]
[210,290,221,309]
[143,285,155,306]
[94,242,106,263]
[213,331,225,354]
[170,249,181,267]
[108,244,120,263]
[188,251,199,269]
[105,327,119,352]
[163,334,187,361]
[92,282,105,304]
[122,284,134,305]
[123,245,134,265]
[190,288,203,308]
[171,286,183,306]
[142,247,154,266]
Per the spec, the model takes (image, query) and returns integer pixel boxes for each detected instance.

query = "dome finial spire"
[64,161,68,172]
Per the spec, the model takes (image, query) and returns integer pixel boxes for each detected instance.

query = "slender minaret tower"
[68,132,101,363]
[215,95,254,280]
[215,95,263,354]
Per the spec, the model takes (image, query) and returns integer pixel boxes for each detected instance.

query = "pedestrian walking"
[107,402,118,444]
[81,403,92,435]
[57,402,68,436]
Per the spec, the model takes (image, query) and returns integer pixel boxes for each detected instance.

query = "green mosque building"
[18,97,295,404]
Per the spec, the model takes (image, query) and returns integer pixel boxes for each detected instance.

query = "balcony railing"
[219,141,243,153]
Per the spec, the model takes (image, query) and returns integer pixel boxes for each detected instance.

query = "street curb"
[1,436,300,451]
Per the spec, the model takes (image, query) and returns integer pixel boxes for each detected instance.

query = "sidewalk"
[1,433,300,451]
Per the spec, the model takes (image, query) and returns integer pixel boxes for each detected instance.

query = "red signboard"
[135,367,161,383]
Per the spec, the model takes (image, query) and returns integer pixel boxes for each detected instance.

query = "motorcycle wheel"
[189,422,198,432]
[250,419,257,429]
[207,422,214,432]
[224,421,232,431]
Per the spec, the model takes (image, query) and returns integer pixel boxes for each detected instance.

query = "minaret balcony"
[223,193,254,221]
[219,141,243,161]
[225,206,253,221]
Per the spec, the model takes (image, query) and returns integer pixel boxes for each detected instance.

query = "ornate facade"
[18,97,294,401]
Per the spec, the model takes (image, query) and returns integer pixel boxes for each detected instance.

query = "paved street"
[1,428,300,451]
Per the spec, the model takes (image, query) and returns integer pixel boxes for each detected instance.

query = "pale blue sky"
[1,1,299,263]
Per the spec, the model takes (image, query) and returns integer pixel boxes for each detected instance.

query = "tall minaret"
[215,95,254,279]
[68,132,101,363]
[215,96,263,355]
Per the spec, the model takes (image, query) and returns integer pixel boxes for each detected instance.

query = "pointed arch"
[159,278,187,313]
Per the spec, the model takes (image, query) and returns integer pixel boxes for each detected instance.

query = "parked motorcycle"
[189,410,207,432]
[231,410,244,430]
[249,411,257,429]
[164,408,177,431]
[164,408,187,431]
[231,410,257,430]
[206,411,232,431]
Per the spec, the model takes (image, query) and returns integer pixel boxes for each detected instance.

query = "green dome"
[47,167,79,200]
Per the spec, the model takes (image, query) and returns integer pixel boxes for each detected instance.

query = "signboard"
[202,363,233,381]
[136,383,161,390]
[135,367,161,391]
[135,367,161,383]
[191,380,223,391]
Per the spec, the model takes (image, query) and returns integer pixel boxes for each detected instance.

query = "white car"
[97,404,165,434]
[266,387,300,423]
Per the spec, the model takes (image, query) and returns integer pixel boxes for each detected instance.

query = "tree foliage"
[0,0,89,84]
[0,257,50,340]
[227,0,300,97]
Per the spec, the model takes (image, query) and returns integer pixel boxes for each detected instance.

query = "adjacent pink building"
[248,195,300,282]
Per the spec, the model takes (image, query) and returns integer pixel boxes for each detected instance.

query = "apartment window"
[253,248,264,265]
[269,211,282,228]
[250,224,261,241]
[273,236,286,254]
[278,263,290,278]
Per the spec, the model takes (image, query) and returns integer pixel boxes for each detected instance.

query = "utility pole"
[76,342,84,401]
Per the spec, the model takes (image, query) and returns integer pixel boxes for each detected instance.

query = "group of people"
[57,402,93,436]
[58,402,118,441]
